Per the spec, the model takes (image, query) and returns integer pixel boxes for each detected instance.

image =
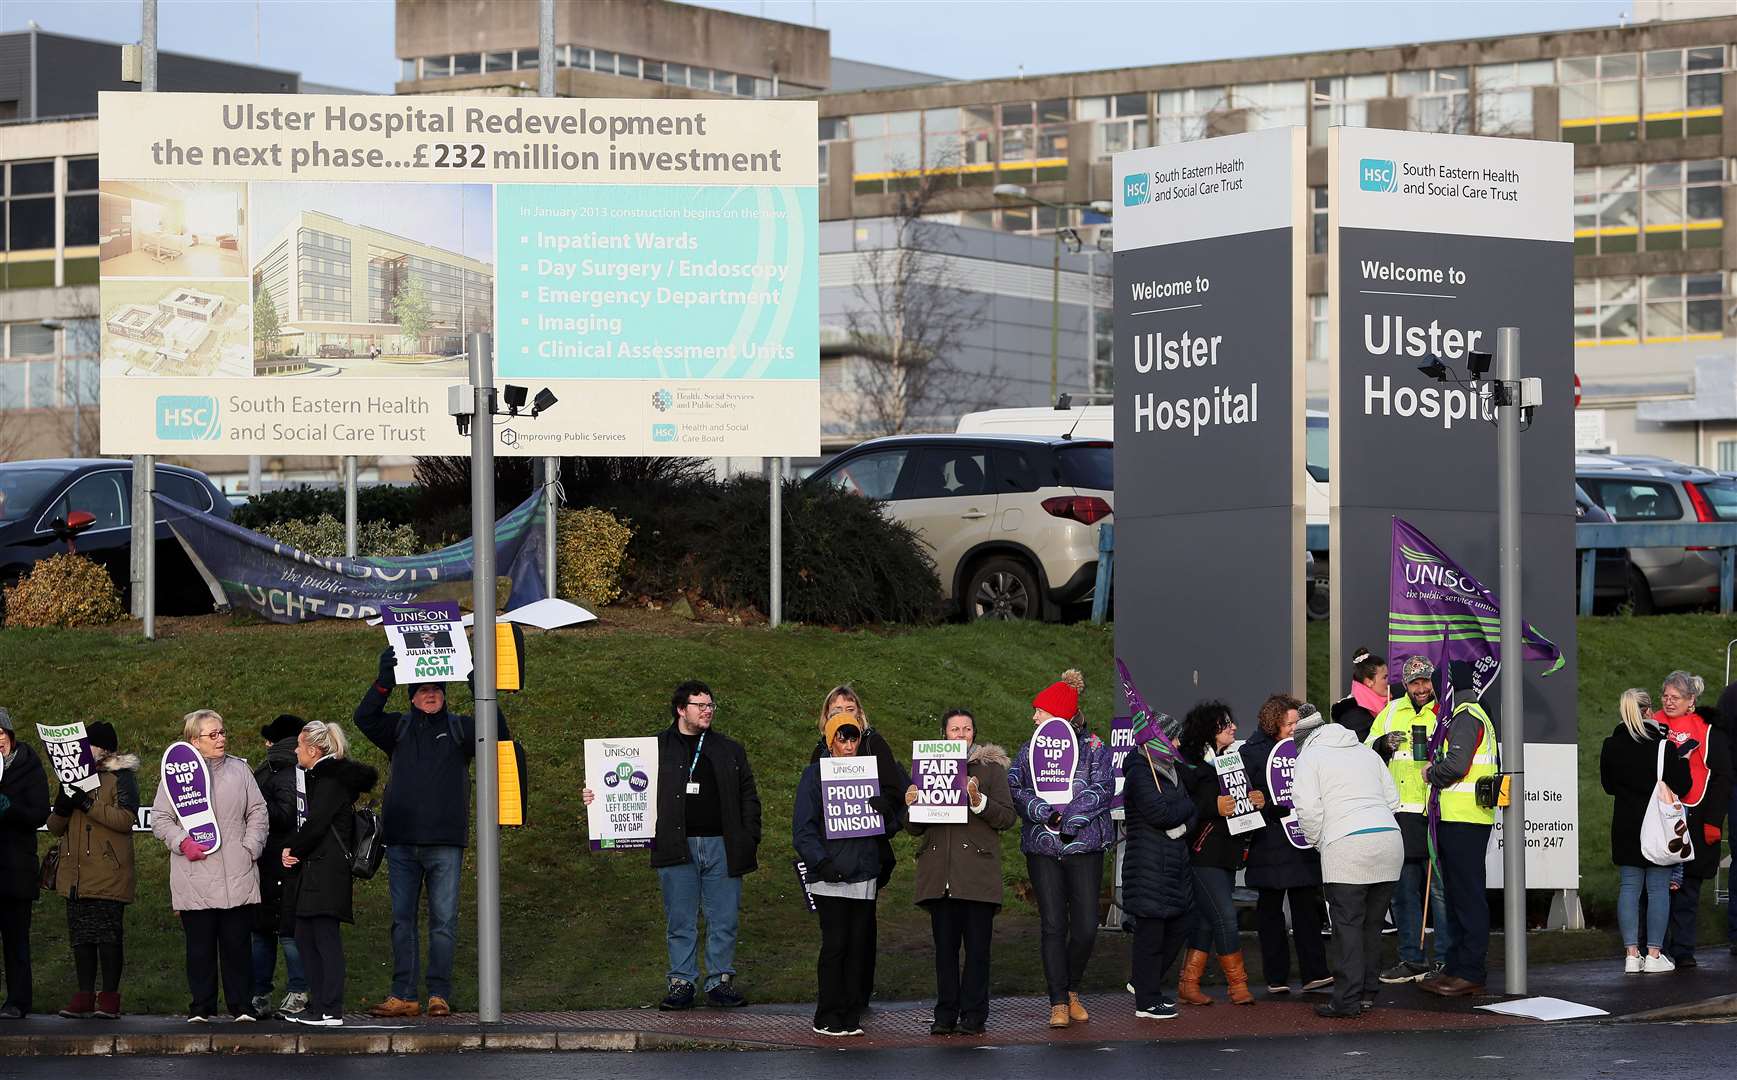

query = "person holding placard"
[1120,710,1197,1022]
[1242,695,1331,997]
[1601,689,1692,974]
[903,708,1015,1036]
[0,708,50,1018]
[45,722,138,1020]
[150,709,269,1023]
[793,713,888,1037]
[1006,668,1115,1030]
[1175,700,1260,1006]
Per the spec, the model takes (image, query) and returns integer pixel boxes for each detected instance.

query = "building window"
[1641,272,1726,342]
[5,160,55,251]
[1641,158,1724,252]
[1311,187,1327,255]
[1560,54,1639,143]
[1158,86,1229,144]
[1575,277,1639,345]
[568,47,591,71]
[1396,67,1469,134]
[1092,306,1114,398]
[850,111,921,194]
[401,58,419,81]
[1643,46,1725,139]
[452,53,481,77]
[1574,164,1639,254]
[1719,440,1737,473]
[1475,60,1552,136]
[1311,75,1386,147]
[483,51,513,73]
[65,156,98,248]
[921,106,995,187]
[1232,80,1307,131]
[1309,294,1328,363]
[1081,93,1151,159]
[422,56,450,78]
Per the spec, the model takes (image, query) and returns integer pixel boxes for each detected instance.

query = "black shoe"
[956,1018,986,1036]
[659,980,696,1011]
[929,1017,956,1035]
[705,976,748,1008]
[1135,1000,1179,1020]
[0,1006,22,1020]
[1728,944,1737,956]
[1676,953,1699,969]
[1315,1003,1360,1019]
[1361,997,1376,1012]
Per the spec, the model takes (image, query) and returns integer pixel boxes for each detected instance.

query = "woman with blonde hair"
[1601,689,1692,972]
[280,721,377,1027]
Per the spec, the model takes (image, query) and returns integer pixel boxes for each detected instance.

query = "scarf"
[1350,678,1388,717]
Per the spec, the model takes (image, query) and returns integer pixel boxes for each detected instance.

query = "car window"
[991,447,1043,494]
[1692,479,1737,522]
[1057,443,1113,491]
[156,472,214,514]
[46,471,128,531]
[903,446,989,500]
[1589,479,1683,521]
[0,466,68,525]
[823,449,910,500]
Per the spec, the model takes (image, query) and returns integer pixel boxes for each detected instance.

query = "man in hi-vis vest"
[1366,655,1452,984]
[1417,661,1498,999]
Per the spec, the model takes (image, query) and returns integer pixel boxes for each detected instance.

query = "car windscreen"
[1693,479,1737,521]
[0,466,70,525]
[1057,443,1113,491]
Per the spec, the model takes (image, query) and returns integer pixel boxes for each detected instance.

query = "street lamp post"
[993,184,1106,403]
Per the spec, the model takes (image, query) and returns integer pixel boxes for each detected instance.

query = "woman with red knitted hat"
[1006,669,1115,1030]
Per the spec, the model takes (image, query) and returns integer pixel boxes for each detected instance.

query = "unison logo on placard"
[1122,173,1149,207]
[1359,159,1398,193]
[155,395,220,440]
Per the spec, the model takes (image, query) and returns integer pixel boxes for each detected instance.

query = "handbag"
[39,842,62,892]
[1640,739,1694,866]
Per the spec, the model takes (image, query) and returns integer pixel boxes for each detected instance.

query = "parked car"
[0,458,231,619]
[1575,482,1634,612]
[1576,454,1737,612]
[809,434,1112,621]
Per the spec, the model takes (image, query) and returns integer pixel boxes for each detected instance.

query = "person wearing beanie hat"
[0,712,49,1017]
[46,722,139,1020]
[250,715,309,1018]
[1122,705,1197,1022]
[354,647,512,1019]
[258,714,305,745]
[1006,668,1116,1030]
[1243,694,1331,998]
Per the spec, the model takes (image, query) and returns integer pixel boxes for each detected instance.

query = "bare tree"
[839,156,994,438]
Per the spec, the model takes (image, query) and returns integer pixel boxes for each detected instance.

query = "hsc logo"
[651,423,677,443]
[1122,173,1149,207]
[155,395,220,440]
[1359,158,1398,193]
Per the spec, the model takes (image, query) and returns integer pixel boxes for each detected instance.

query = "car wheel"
[1306,579,1330,621]
[1626,564,1655,615]
[966,557,1041,622]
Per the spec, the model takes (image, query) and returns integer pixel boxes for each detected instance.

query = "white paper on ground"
[1475,996,1609,1021]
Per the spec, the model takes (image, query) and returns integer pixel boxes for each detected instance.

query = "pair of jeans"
[1667,874,1705,963]
[925,897,996,1027]
[386,843,463,1001]
[1131,912,1189,1010]
[294,915,345,1019]
[0,900,31,1014]
[1391,858,1453,967]
[181,906,254,1018]
[1617,865,1672,950]
[1254,886,1329,986]
[1187,866,1239,956]
[1026,851,1104,1004]
[1436,822,1492,986]
[1324,880,1398,1014]
[655,835,742,991]
[250,931,307,997]
[813,896,876,1032]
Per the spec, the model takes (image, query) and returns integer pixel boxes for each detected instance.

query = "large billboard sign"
[1328,127,1576,888]
[1111,127,1306,729]
[96,93,818,457]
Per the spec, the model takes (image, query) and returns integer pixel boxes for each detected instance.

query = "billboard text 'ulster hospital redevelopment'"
[96,93,819,457]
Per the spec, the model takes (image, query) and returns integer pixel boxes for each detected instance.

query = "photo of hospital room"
[99,181,248,278]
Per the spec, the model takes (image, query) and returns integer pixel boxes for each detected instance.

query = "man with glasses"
[583,680,762,1010]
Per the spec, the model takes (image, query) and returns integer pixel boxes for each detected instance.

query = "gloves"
[0,794,10,817]
[52,789,76,818]
[1705,824,1722,846]
[179,837,208,862]
[377,647,397,689]
[866,794,895,819]
[814,858,846,883]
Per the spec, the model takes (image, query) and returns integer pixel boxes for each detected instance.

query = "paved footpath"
[4,950,1734,1055]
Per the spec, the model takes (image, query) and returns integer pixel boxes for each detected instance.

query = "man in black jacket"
[251,714,309,1018]
[583,680,762,1011]
[0,708,50,1018]
[355,648,509,1018]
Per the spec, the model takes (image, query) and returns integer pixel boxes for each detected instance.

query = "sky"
[0,0,1637,95]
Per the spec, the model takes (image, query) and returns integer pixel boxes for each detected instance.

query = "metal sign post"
[468,332,501,1024]
[1495,326,1527,996]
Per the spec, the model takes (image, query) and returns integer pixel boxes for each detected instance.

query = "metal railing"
[1577,521,1737,615]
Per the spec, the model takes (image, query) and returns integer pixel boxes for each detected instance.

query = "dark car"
[0,458,231,618]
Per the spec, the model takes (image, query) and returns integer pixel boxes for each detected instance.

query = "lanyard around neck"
[687,731,707,783]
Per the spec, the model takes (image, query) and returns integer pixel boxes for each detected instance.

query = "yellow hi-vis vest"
[1435,701,1499,827]
[1365,695,1439,814]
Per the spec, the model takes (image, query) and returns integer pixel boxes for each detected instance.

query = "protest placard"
[37,722,101,793]
[1265,736,1310,848]
[1214,747,1266,836]
[1029,716,1078,809]
[1109,715,1134,820]
[910,740,969,824]
[161,741,221,853]
[583,737,658,850]
[385,602,472,684]
[820,755,882,838]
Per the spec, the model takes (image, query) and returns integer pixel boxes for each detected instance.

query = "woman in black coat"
[280,721,378,1027]
[1120,712,1196,1021]
[1600,688,1692,973]
[1176,701,1258,1006]
[1242,696,1331,996]
[0,715,51,1018]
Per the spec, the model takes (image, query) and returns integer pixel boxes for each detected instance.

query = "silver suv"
[1576,454,1737,612]
[810,434,1113,620]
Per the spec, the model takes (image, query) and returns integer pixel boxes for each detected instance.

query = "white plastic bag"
[1640,740,1693,866]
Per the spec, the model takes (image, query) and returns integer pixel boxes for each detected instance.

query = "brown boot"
[1176,949,1214,1006]
[1067,991,1089,1022]
[1220,952,1255,1005]
[1048,1003,1071,1029]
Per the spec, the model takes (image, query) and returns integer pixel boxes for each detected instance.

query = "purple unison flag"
[820,755,883,839]
[161,742,221,854]
[1388,517,1563,708]
[1265,737,1310,849]
[1117,658,1180,765]
[1029,717,1079,806]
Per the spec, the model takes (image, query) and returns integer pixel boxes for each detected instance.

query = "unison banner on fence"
[96,92,818,458]
[1111,127,1306,728]
[1329,127,1576,889]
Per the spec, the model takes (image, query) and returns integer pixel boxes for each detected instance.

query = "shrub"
[3,553,124,628]
[555,508,634,607]
[258,515,426,558]
[232,485,425,532]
